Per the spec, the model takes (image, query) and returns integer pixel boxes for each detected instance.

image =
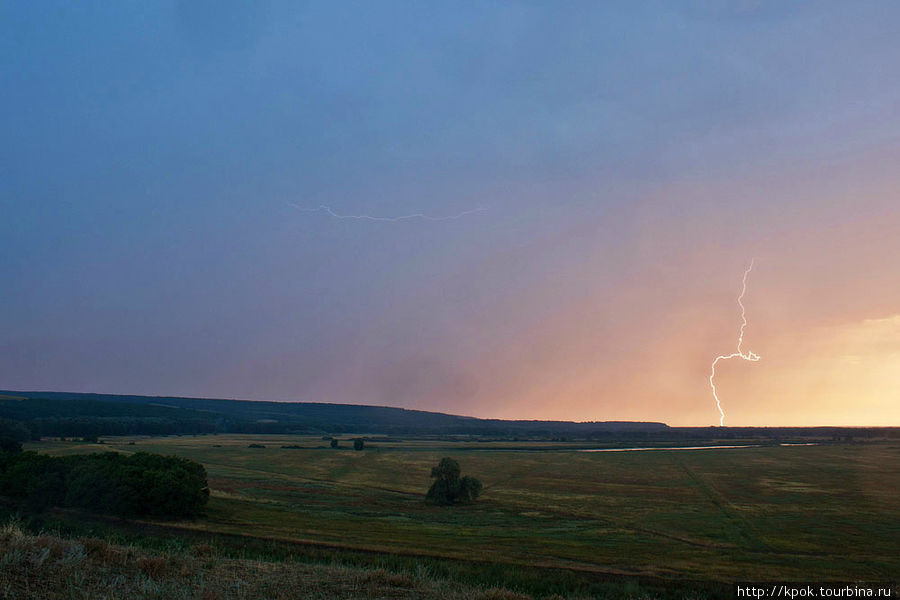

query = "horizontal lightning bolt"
[288,202,486,222]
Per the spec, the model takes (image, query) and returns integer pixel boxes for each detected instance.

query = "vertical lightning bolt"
[709,259,761,426]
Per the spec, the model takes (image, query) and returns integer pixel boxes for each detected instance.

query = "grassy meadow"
[20,434,899,591]
[0,519,543,600]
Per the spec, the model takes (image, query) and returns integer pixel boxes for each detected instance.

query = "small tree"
[330,438,339,448]
[353,438,365,451]
[426,457,482,505]
[0,437,22,453]
[457,475,483,503]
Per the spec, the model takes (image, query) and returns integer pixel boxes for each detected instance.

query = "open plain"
[24,435,900,589]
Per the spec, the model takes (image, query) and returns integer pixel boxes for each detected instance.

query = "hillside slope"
[0,390,668,435]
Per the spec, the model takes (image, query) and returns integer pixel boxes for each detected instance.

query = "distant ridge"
[0,390,669,434]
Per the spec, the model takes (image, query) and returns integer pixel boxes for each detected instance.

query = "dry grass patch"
[0,521,551,600]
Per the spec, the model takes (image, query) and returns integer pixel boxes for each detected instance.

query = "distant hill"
[0,390,668,437]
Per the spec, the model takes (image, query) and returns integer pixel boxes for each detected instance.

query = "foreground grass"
[4,508,719,600]
[0,520,568,600]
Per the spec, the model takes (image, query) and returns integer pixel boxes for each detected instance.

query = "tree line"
[0,442,208,518]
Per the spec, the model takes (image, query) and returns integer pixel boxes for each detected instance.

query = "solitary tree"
[426,457,482,505]
[353,438,365,451]
[330,438,339,448]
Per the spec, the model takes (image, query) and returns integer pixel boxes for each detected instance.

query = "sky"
[2,1,899,426]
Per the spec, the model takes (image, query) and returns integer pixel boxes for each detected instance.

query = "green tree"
[330,438,339,448]
[353,438,364,451]
[457,476,483,503]
[426,457,482,505]
[0,419,31,442]
[0,450,208,518]
[0,437,22,453]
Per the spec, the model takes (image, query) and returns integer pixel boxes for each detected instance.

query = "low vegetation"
[0,520,542,600]
[0,437,22,453]
[0,450,208,518]
[426,457,482,505]
[6,431,900,596]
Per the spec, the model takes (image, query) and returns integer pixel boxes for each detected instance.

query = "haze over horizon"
[3,2,899,427]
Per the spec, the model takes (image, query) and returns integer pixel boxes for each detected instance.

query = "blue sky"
[3,2,900,424]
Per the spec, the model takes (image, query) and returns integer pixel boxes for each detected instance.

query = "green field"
[26,436,900,586]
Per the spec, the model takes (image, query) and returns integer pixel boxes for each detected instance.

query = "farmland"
[23,435,900,589]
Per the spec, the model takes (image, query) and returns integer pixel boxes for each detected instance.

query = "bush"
[330,438,339,448]
[426,457,482,505]
[0,419,32,442]
[353,438,364,451]
[0,451,209,518]
[247,443,266,448]
[457,475,483,503]
[0,437,22,453]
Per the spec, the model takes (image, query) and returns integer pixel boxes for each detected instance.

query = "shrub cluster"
[426,457,482,505]
[0,437,22,453]
[0,450,208,518]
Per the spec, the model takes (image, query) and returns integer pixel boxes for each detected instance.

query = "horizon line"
[2,388,897,428]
